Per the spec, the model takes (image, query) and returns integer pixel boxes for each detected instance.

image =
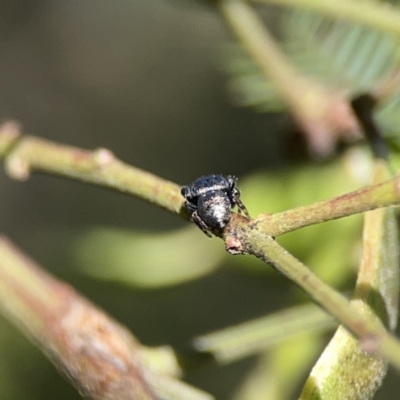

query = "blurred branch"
[253,0,400,37]
[0,235,212,400]
[218,0,359,156]
[3,122,400,370]
[192,303,335,364]
[351,94,389,160]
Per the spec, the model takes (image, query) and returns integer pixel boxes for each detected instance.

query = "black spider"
[181,175,249,237]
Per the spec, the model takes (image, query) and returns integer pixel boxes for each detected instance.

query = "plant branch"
[223,230,400,370]
[0,235,212,400]
[254,174,400,236]
[0,122,184,216]
[1,121,400,236]
[218,0,359,155]
[3,123,400,370]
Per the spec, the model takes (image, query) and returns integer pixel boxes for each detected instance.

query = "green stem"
[0,125,183,216]
[2,123,400,371]
[255,174,400,236]
[240,234,400,370]
[1,124,400,236]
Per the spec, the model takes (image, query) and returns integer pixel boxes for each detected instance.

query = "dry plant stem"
[254,0,400,38]
[227,231,400,370]
[0,236,212,400]
[219,0,358,155]
[0,236,152,399]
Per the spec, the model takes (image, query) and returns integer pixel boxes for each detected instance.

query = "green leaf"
[72,227,225,288]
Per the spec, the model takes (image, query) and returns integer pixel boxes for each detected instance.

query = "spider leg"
[230,187,250,217]
[192,211,212,238]
[235,198,250,217]
[185,200,197,212]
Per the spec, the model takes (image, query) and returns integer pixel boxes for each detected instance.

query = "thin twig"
[223,230,400,370]
[299,161,398,399]
[0,122,183,216]
[1,122,400,236]
[254,174,400,236]
[219,0,359,155]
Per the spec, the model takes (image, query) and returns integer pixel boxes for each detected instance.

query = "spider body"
[181,175,249,237]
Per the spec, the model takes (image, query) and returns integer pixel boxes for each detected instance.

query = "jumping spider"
[181,174,249,237]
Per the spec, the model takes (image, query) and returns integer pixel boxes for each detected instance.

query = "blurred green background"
[0,0,399,399]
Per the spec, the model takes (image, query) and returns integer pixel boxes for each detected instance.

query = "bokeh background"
[0,0,399,399]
